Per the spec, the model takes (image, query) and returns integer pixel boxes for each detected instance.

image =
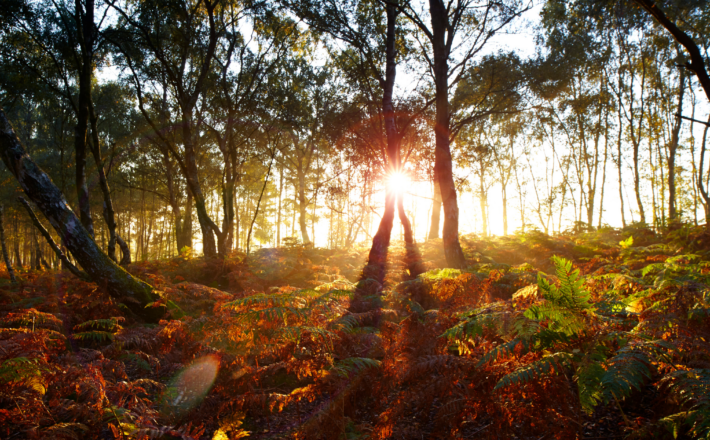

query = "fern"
[74,317,124,332]
[525,256,594,336]
[0,357,46,383]
[494,352,573,391]
[660,368,710,439]
[332,357,381,378]
[73,331,114,343]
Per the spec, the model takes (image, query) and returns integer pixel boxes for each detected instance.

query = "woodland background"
[0,0,710,439]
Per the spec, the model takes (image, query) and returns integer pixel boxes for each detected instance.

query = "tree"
[109,0,224,257]
[0,107,163,320]
[398,0,530,267]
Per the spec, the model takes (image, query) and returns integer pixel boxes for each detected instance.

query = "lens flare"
[387,171,410,194]
[162,354,220,416]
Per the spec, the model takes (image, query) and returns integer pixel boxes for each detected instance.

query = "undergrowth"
[0,227,709,439]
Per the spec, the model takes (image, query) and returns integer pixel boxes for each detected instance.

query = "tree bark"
[88,99,119,261]
[74,0,95,238]
[428,180,442,239]
[367,2,402,272]
[0,107,163,321]
[668,69,686,225]
[0,206,16,282]
[277,166,284,246]
[430,0,466,268]
[297,164,311,245]
[397,192,414,245]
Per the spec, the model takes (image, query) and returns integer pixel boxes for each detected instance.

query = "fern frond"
[576,361,606,413]
[73,331,114,343]
[74,317,124,332]
[477,338,527,367]
[0,357,46,383]
[494,352,573,391]
[332,357,381,377]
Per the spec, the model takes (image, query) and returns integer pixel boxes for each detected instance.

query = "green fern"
[74,317,124,333]
[0,357,46,383]
[659,368,710,439]
[73,331,114,343]
[494,352,573,391]
[525,256,594,336]
[332,357,381,378]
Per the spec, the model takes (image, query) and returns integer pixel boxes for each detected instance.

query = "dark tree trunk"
[88,99,119,261]
[74,0,95,238]
[367,189,396,283]
[0,206,16,282]
[116,234,132,266]
[429,0,466,268]
[0,107,163,320]
[366,3,404,277]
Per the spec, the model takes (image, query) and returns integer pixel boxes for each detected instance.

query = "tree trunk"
[88,99,119,261]
[366,2,405,275]
[75,0,95,238]
[430,0,466,268]
[397,192,414,245]
[0,206,16,282]
[428,180,442,239]
[277,167,284,246]
[297,165,311,245]
[668,69,686,225]
[0,107,163,321]
[367,189,395,282]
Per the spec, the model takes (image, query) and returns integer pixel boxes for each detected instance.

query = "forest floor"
[1,225,709,439]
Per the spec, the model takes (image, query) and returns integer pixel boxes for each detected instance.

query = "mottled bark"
[0,107,163,320]
[0,206,16,282]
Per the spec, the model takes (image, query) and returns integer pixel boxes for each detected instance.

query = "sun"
[386,171,410,194]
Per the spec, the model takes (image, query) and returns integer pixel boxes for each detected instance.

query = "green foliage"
[660,368,710,439]
[619,235,634,249]
[449,256,680,416]
[332,357,381,378]
[420,268,462,281]
[0,357,45,384]
[525,255,594,336]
